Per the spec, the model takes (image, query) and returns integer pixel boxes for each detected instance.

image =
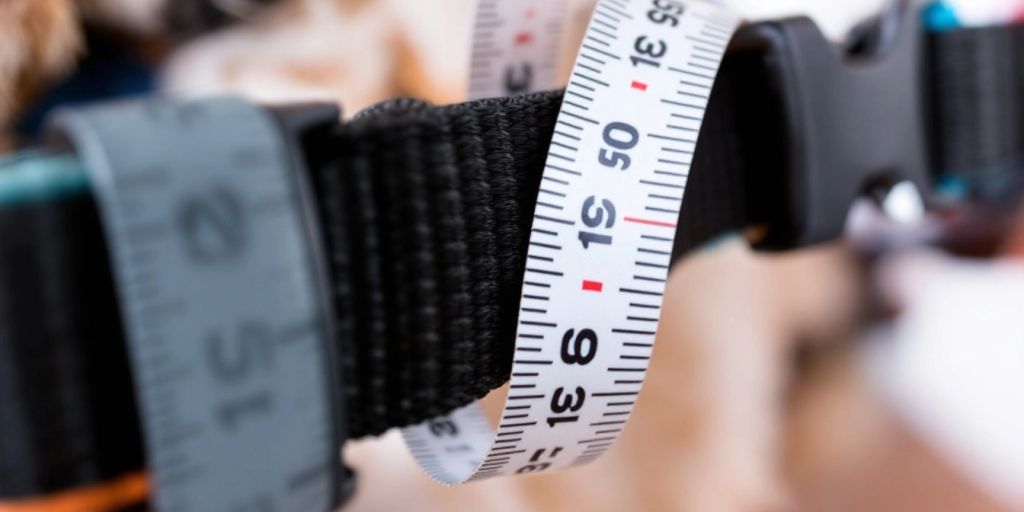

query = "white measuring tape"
[467,0,570,99]
[402,0,741,485]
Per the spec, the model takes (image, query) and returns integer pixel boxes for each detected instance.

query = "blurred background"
[1,0,1022,511]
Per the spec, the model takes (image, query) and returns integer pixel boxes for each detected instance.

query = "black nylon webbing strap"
[928,23,1024,199]
[0,193,142,496]
[0,21,1021,501]
[307,94,557,437]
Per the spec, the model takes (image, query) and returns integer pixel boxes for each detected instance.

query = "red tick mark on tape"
[524,7,536,19]
[631,81,648,91]
[624,217,676,228]
[582,280,604,292]
[516,31,534,46]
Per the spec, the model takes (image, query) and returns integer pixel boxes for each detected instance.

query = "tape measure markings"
[51,98,338,511]
[403,0,740,485]
[468,0,569,99]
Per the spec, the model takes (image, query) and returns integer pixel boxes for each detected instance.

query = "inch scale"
[403,0,741,484]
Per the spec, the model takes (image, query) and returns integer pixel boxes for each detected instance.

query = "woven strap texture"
[0,193,142,497]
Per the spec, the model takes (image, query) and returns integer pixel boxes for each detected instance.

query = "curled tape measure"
[402,0,741,485]
[51,99,339,511]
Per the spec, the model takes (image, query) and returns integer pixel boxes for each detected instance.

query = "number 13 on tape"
[402,0,741,485]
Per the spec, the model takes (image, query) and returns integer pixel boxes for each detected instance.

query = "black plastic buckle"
[732,1,931,250]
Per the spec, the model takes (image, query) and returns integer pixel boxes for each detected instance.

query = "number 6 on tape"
[402,0,741,485]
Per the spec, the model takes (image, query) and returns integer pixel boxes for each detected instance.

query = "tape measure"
[51,98,339,511]
[468,0,570,99]
[402,0,741,485]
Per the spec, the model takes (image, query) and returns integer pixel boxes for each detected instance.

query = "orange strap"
[0,473,147,512]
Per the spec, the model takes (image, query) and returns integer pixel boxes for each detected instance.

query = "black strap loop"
[928,22,1024,200]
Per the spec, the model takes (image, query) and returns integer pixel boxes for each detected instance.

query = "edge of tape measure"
[48,97,340,511]
[402,0,742,486]
[467,0,571,99]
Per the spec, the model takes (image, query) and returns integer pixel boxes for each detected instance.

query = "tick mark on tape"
[631,80,648,91]
[516,31,534,46]
[582,280,604,292]
[624,216,676,228]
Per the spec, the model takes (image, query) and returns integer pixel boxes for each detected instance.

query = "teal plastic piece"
[0,151,88,209]
[923,1,961,32]
[702,231,743,252]
[934,175,968,201]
